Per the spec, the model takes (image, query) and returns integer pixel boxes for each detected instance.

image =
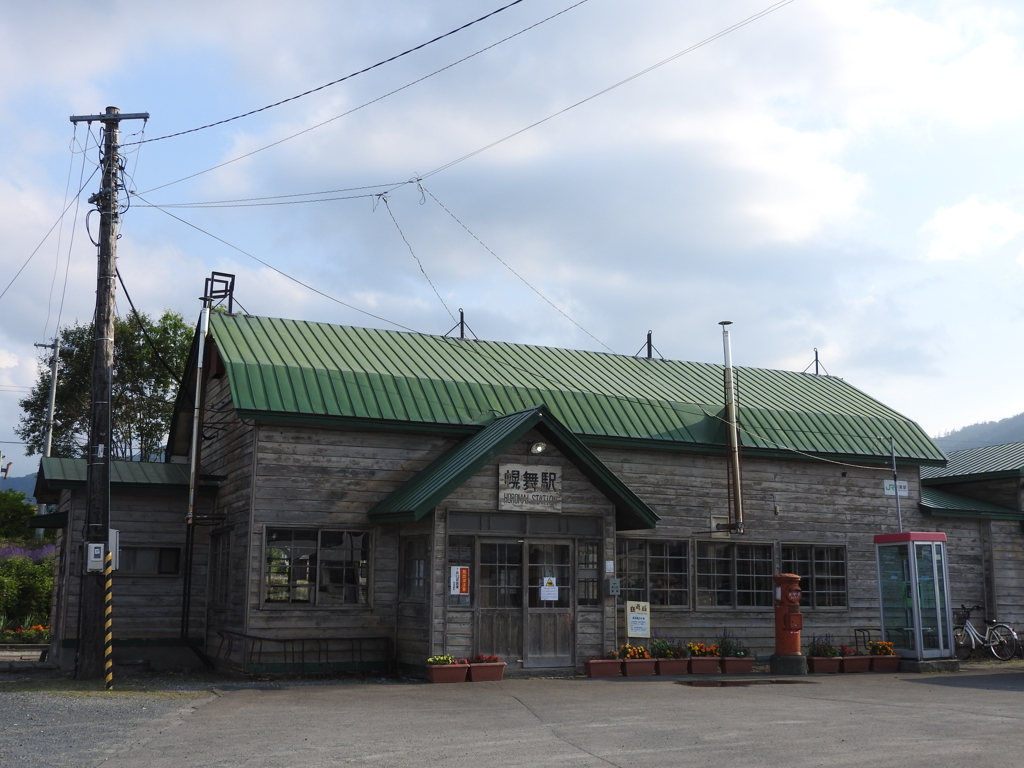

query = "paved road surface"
[3,665,1022,767]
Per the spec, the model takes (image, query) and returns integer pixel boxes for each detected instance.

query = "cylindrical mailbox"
[773,573,803,656]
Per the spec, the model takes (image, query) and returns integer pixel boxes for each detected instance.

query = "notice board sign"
[626,601,650,638]
[499,464,562,512]
[883,480,909,497]
[540,576,558,601]
[450,566,469,595]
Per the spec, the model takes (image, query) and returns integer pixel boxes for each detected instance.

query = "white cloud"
[920,196,1024,261]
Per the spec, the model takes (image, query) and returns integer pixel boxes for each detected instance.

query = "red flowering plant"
[473,654,501,663]
[839,644,863,657]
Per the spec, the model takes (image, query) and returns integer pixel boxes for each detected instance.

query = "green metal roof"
[919,486,1024,521]
[368,406,659,530]
[921,442,1024,483]
[34,458,216,503]
[195,314,944,463]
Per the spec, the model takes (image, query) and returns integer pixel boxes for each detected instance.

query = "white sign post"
[626,601,650,639]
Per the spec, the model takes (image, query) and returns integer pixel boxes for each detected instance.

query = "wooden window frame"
[262,526,372,609]
[695,540,773,610]
[399,536,429,603]
[781,543,848,610]
[118,546,181,576]
[615,538,690,609]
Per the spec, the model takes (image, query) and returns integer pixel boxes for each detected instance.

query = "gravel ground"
[0,670,418,768]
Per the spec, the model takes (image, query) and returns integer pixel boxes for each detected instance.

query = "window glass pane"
[158,548,181,575]
[648,541,688,606]
[813,546,847,607]
[696,542,733,607]
[735,544,773,607]
[616,539,648,603]
[577,540,600,607]
[528,543,570,608]
[319,531,370,605]
[265,529,317,603]
[401,537,428,602]
[479,542,522,609]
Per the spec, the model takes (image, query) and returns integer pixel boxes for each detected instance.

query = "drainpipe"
[181,302,210,641]
[720,322,744,534]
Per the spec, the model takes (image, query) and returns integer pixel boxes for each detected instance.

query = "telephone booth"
[874,532,954,660]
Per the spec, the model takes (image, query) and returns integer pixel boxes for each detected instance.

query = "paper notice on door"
[540,576,558,601]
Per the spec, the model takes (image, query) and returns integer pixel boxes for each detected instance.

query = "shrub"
[649,638,688,658]
[0,555,53,628]
[807,635,839,658]
[716,629,750,658]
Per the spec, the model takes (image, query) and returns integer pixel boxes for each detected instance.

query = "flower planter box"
[869,655,900,672]
[428,664,469,683]
[467,662,506,682]
[807,656,840,674]
[585,659,622,677]
[655,658,689,676]
[688,657,721,674]
[621,659,657,676]
[840,656,871,673]
[720,656,754,674]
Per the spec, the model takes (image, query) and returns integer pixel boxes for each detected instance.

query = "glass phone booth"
[874,532,953,660]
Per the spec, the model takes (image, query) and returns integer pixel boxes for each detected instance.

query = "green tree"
[0,489,37,540]
[16,310,193,461]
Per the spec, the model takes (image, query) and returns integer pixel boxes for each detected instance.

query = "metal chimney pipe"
[720,321,744,533]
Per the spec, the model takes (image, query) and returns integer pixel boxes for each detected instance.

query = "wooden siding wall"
[590,446,990,654]
[200,371,257,648]
[53,487,211,668]
[431,432,617,666]
[242,424,460,656]
[198,410,1024,666]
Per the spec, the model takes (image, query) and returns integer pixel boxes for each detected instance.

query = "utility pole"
[33,339,60,538]
[69,106,148,681]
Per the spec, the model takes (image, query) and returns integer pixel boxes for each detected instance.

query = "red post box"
[773,573,803,656]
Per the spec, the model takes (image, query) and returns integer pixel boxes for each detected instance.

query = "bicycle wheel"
[988,625,1018,661]
[953,626,973,660]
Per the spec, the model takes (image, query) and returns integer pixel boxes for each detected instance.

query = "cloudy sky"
[1,0,1023,474]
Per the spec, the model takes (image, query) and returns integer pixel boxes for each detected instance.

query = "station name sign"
[498,463,562,512]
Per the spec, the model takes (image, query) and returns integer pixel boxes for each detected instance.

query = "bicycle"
[953,604,1018,661]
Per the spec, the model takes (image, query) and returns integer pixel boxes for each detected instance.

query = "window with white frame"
[781,544,847,608]
[695,541,773,607]
[264,528,370,606]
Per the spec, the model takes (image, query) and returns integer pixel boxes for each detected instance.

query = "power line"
[55,127,94,336]
[128,0,530,147]
[380,195,456,322]
[422,0,799,179]
[134,193,423,333]
[139,1,591,196]
[420,183,615,353]
[115,268,184,387]
[44,124,80,340]
[0,165,100,305]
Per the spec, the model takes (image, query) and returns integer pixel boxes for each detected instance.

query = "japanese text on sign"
[540,577,558,601]
[499,463,562,512]
[626,601,650,638]
[883,480,909,497]
[450,566,469,595]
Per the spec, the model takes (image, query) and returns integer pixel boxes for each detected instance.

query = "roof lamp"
[530,441,547,455]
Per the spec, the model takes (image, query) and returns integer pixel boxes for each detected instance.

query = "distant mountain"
[0,472,37,503]
[933,412,1024,452]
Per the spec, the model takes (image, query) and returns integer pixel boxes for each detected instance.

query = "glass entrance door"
[477,542,524,661]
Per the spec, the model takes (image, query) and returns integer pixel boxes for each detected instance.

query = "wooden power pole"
[69,106,148,680]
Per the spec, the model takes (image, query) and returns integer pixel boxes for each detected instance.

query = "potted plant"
[650,638,689,675]
[867,641,900,672]
[686,642,721,674]
[585,650,623,678]
[839,645,871,673]
[426,654,469,683]
[468,654,507,681]
[807,636,840,674]
[619,643,656,676]
[717,630,754,674]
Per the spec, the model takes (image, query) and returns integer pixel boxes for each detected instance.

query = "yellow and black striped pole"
[104,551,114,690]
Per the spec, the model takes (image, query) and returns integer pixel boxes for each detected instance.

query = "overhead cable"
[422,0,798,179]
[381,196,457,322]
[139,0,591,195]
[134,193,422,334]
[0,165,100,305]
[128,0,530,147]
[420,183,614,353]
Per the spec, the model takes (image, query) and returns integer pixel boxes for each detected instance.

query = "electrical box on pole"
[68,106,148,681]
